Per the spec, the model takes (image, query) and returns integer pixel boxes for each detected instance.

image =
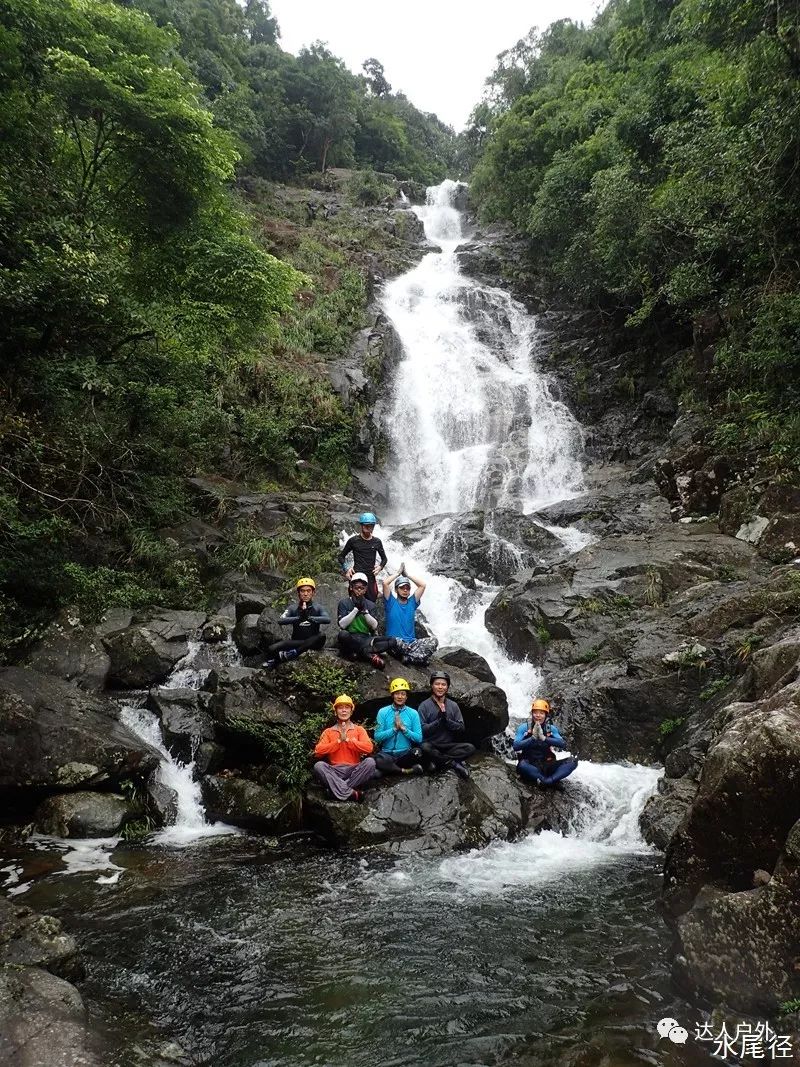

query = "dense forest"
[2,0,799,653]
[466,0,800,474]
[0,0,455,649]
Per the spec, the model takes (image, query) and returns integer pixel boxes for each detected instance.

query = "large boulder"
[33,791,131,838]
[426,509,562,583]
[201,774,299,833]
[639,776,699,851]
[23,611,111,692]
[204,667,302,734]
[672,817,800,1014]
[437,646,496,684]
[0,899,83,982]
[147,687,215,762]
[0,965,105,1067]
[663,679,800,918]
[103,609,206,688]
[0,668,160,794]
[304,754,569,854]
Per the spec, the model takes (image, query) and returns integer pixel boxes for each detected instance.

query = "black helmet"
[429,670,451,687]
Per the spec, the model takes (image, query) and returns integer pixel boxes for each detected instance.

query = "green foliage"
[779,999,800,1016]
[573,644,602,663]
[659,716,686,739]
[469,0,800,471]
[736,632,764,662]
[535,624,552,646]
[579,593,633,615]
[289,657,361,707]
[699,676,732,701]
[347,171,395,206]
[120,817,155,843]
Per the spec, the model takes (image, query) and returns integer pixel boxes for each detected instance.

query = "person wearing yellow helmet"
[374,678,424,777]
[262,577,331,670]
[512,698,578,786]
[312,694,377,802]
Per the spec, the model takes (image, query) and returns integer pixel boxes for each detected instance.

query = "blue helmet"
[358,511,378,525]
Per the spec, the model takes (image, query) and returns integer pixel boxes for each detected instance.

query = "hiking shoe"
[261,658,278,670]
[370,654,385,669]
[278,648,299,662]
[452,760,470,780]
[350,790,364,803]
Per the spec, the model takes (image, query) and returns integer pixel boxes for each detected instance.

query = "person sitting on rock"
[417,671,476,779]
[262,577,330,669]
[337,511,388,602]
[382,564,438,667]
[312,694,377,802]
[513,698,578,787]
[336,572,399,669]
[374,677,424,777]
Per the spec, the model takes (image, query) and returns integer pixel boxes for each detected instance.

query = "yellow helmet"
[531,698,551,713]
[332,693,354,709]
[296,577,316,590]
[389,677,411,694]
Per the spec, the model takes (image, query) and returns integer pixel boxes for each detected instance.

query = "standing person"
[417,671,476,779]
[336,573,399,669]
[337,512,388,602]
[513,698,578,786]
[312,694,377,802]
[374,678,424,777]
[262,577,330,669]
[382,565,438,667]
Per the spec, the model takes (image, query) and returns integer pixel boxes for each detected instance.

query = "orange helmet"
[531,698,551,713]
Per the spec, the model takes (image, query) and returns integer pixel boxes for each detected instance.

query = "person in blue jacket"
[513,698,578,786]
[373,677,424,776]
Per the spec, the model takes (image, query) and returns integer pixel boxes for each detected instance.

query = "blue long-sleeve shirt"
[374,704,423,756]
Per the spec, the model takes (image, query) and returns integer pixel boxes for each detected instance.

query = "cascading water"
[379,179,656,844]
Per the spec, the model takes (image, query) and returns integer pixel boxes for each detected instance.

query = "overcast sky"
[269,0,604,130]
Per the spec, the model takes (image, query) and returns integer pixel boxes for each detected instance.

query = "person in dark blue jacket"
[513,698,578,786]
[417,671,475,779]
[262,577,330,669]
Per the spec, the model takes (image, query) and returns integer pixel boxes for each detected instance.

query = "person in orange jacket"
[312,694,377,802]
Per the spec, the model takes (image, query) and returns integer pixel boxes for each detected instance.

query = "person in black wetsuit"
[417,671,476,779]
[337,511,387,602]
[262,577,330,669]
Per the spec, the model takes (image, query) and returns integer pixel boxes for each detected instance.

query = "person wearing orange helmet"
[312,694,377,802]
[512,698,578,786]
[262,577,330,670]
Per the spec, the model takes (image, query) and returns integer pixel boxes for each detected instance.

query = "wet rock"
[146,779,179,826]
[0,668,160,793]
[663,678,800,918]
[34,791,131,838]
[204,667,302,735]
[757,513,800,563]
[390,513,452,546]
[23,611,111,692]
[305,754,543,854]
[427,509,562,584]
[194,741,226,776]
[747,626,800,698]
[103,609,206,688]
[0,965,105,1066]
[234,613,263,656]
[534,472,671,538]
[201,774,298,833]
[437,647,496,684]
[673,816,800,1013]
[639,776,698,851]
[202,618,229,643]
[148,687,215,761]
[0,898,83,982]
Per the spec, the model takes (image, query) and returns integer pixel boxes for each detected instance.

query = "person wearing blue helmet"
[337,510,387,602]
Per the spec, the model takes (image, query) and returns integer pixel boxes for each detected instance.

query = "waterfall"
[379,179,656,839]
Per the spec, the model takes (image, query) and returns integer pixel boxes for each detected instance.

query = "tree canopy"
[467,0,800,469]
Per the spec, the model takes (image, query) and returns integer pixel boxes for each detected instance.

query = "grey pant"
[313,758,377,801]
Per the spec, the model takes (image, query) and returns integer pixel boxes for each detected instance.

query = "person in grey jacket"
[416,671,476,779]
[263,577,330,669]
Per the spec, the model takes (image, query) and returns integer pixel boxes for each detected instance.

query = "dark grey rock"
[0,668,160,792]
[23,612,110,692]
[639,776,698,850]
[33,791,131,838]
[201,774,298,833]
[0,898,83,982]
[438,647,496,684]
[147,687,215,761]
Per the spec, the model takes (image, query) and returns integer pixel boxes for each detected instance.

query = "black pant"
[421,740,476,771]
[375,748,422,775]
[337,632,399,662]
[268,634,326,655]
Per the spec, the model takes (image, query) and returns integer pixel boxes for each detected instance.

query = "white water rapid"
[378,178,657,855]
